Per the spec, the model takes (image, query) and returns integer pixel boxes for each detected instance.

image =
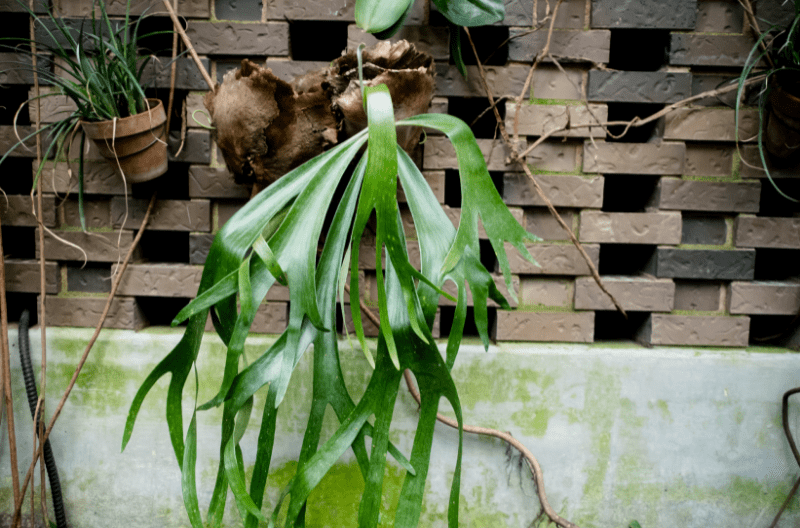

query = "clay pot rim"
[80,98,166,139]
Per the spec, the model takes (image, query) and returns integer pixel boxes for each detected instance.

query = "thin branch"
[161,0,215,91]
[13,192,158,525]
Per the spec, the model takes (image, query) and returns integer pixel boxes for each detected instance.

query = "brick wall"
[1,0,797,347]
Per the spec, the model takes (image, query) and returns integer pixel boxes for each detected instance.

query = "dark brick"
[533,0,586,28]
[0,54,52,85]
[38,162,129,196]
[436,64,582,99]
[670,34,759,67]
[645,247,756,280]
[681,216,728,245]
[215,0,262,20]
[754,0,795,27]
[588,71,692,104]
[186,22,289,56]
[0,126,37,157]
[141,57,213,91]
[67,265,112,293]
[0,195,56,227]
[590,0,697,29]
[189,233,214,264]
[169,130,211,164]
[509,29,611,63]
[189,166,250,199]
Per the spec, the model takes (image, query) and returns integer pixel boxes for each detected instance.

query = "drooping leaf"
[432,0,504,27]
[355,0,414,34]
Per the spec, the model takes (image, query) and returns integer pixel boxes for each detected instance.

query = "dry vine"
[11,193,158,527]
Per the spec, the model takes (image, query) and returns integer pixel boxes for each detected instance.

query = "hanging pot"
[81,98,168,183]
[765,83,800,160]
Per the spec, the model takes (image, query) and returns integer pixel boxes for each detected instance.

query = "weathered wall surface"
[1,328,799,527]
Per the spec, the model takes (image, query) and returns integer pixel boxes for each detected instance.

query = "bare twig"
[739,0,775,69]
[13,192,158,525]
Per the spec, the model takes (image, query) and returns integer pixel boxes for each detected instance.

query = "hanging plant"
[123,53,539,526]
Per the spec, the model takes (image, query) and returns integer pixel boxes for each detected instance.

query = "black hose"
[18,309,67,528]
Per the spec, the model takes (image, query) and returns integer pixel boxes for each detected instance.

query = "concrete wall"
[2,327,799,527]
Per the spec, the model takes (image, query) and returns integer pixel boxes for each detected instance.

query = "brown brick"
[638,314,749,347]
[251,302,289,334]
[735,216,800,249]
[685,143,734,177]
[0,53,51,85]
[37,161,129,196]
[358,240,421,270]
[265,59,331,84]
[504,173,603,208]
[142,57,213,91]
[663,107,758,142]
[28,87,77,124]
[58,0,209,17]
[60,198,112,229]
[519,278,574,308]
[506,103,608,138]
[670,33,758,67]
[653,178,761,212]
[189,166,250,199]
[696,0,744,33]
[508,29,611,63]
[397,171,445,204]
[216,200,248,231]
[43,295,146,330]
[186,22,289,56]
[435,64,583,99]
[506,242,600,275]
[347,25,450,61]
[423,137,515,171]
[0,195,56,227]
[583,141,686,175]
[526,141,582,173]
[534,0,587,28]
[729,281,800,315]
[268,0,355,20]
[575,276,675,311]
[0,126,36,157]
[185,93,212,129]
[111,198,211,232]
[113,263,203,298]
[579,211,682,244]
[494,310,594,342]
[524,209,576,241]
[673,280,722,311]
[5,259,60,294]
[739,145,800,179]
[38,229,137,262]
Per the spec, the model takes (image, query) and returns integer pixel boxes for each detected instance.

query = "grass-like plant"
[0,0,167,224]
[123,74,539,526]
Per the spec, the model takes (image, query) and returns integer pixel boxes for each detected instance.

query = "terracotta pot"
[765,83,800,159]
[81,98,168,183]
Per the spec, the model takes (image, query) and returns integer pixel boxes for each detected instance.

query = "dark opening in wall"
[439,305,496,338]
[0,86,31,126]
[444,169,461,207]
[1,159,34,194]
[2,226,35,259]
[137,296,190,326]
[447,97,505,139]
[748,315,799,347]
[758,179,800,217]
[598,244,655,275]
[132,164,189,199]
[7,293,37,325]
[137,16,178,57]
[754,249,800,280]
[479,238,496,271]
[0,13,33,52]
[144,89,187,132]
[452,26,509,66]
[605,103,663,143]
[593,310,649,342]
[608,29,669,71]
[601,174,659,212]
[139,231,189,263]
[290,21,348,61]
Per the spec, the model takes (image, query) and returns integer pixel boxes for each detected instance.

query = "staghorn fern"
[123,82,539,527]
